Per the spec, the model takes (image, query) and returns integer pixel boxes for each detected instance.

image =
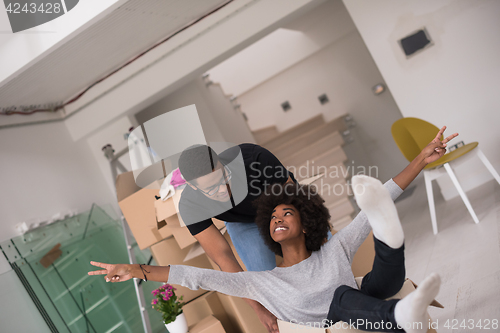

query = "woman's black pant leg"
[324,236,406,330]
[360,236,406,299]
[325,285,404,332]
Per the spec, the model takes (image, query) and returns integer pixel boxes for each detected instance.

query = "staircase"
[254,115,356,230]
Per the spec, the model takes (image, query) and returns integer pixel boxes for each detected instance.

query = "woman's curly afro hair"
[253,182,331,257]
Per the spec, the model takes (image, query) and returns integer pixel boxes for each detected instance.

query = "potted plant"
[151,284,187,333]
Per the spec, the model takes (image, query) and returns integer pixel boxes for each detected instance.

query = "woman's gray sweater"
[168,179,403,326]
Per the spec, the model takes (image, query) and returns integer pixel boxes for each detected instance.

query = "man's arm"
[193,224,242,272]
[194,224,280,333]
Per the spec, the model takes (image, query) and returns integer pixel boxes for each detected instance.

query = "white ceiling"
[207,0,356,97]
[0,0,228,111]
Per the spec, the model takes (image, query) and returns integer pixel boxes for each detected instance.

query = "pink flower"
[152,299,157,305]
[163,284,174,291]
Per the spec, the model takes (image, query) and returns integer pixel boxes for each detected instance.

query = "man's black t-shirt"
[179,143,296,236]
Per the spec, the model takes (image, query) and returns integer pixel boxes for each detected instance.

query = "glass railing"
[0,204,166,333]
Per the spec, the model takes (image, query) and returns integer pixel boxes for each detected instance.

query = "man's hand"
[420,126,459,165]
[252,302,279,333]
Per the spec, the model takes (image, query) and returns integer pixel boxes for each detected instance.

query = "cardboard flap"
[171,225,198,249]
[116,171,142,202]
[189,315,225,333]
[212,218,226,230]
[184,242,206,262]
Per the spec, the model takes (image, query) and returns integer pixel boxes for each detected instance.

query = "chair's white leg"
[476,149,500,185]
[443,163,480,224]
[424,170,438,234]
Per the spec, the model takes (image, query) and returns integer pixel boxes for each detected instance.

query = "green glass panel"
[0,204,166,333]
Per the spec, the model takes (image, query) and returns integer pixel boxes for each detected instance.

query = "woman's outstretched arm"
[88,262,255,300]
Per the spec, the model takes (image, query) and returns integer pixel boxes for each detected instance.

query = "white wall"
[235,1,407,182]
[343,0,500,199]
[87,115,134,195]
[195,78,255,145]
[135,77,255,146]
[0,121,116,242]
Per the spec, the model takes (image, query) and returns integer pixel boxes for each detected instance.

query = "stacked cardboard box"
[189,315,226,333]
[183,292,235,331]
[116,171,173,249]
[116,171,246,331]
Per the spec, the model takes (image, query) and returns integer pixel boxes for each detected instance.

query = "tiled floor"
[394,176,500,333]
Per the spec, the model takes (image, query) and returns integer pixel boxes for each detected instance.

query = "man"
[178,143,296,333]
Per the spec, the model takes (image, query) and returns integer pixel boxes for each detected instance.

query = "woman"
[89,127,457,333]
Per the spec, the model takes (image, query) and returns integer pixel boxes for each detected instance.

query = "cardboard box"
[150,237,213,302]
[277,278,442,333]
[205,230,267,333]
[183,291,235,332]
[350,231,375,277]
[117,171,226,251]
[217,293,267,333]
[168,217,227,251]
[189,315,226,333]
[116,171,172,249]
[155,188,186,227]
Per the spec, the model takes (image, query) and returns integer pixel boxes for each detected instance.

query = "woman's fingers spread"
[88,269,108,275]
[90,261,109,268]
[442,133,459,144]
[435,126,446,140]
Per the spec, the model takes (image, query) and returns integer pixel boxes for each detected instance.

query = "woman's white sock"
[394,273,441,333]
[351,175,404,249]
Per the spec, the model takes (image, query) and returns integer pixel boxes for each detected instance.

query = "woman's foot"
[351,175,404,249]
[394,273,441,333]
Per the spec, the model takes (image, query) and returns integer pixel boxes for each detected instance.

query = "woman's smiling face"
[269,204,305,243]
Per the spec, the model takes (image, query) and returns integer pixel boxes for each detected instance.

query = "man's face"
[189,161,232,202]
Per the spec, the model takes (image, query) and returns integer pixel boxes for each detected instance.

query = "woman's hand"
[88,261,136,282]
[420,126,459,165]
[393,126,458,190]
